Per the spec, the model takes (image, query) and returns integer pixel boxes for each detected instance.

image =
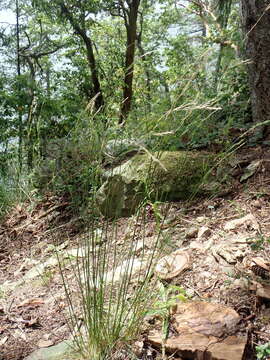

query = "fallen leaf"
[197,226,211,239]
[0,336,8,345]
[133,340,144,356]
[13,329,27,340]
[17,298,44,308]
[155,250,190,280]
[37,339,54,348]
[251,257,270,271]
[256,283,270,300]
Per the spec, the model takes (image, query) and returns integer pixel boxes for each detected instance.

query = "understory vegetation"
[1,0,270,359]
[0,0,252,215]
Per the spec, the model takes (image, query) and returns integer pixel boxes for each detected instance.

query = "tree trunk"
[16,0,23,172]
[241,1,270,137]
[60,2,104,112]
[25,56,36,170]
[137,40,152,112]
[137,13,152,113]
[83,36,104,111]
[213,43,224,89]
[119,0,141,124]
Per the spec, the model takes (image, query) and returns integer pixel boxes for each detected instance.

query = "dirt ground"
[1,146,270,360]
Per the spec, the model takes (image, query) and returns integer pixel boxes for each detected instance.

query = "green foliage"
[0,0,252,225]
[0,159,32,218]
[215,60,251,125]
[248,233,270,251]
[0,0,252,177]
[0,183,10,218]
[147,282,187,319]
[256,342,270,360]
[31,113,105,214]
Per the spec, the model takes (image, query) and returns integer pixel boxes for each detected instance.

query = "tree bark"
[119,0,141,124]
[79,31,104,111]
[60,2,104,112]
[241,1,270,136]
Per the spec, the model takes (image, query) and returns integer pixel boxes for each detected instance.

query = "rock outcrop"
[96,151,228,218]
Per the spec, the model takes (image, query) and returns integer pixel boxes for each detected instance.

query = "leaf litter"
[1,147,270,359]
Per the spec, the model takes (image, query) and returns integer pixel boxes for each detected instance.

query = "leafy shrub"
[31,112,106,214]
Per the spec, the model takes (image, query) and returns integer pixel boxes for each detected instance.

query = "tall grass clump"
[0,159,34,218]
[58,204,162,360]
[0,181,11,218]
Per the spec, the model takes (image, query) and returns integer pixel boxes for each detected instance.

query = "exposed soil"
[1,146,270,360]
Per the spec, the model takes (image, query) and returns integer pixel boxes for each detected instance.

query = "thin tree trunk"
[119,0,141,124]
[16,0,23,172]
[84,37,104,111]
[46,65,51,98]
[137,18,151,112]
[137,41,151,112]
[161,75,171,107]
[60,2,104,112]
[241,1,270,137]
[213,43,224,89]
[25,56,36,170]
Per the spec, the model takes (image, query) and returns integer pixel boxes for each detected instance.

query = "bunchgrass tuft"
[57,204,163,360]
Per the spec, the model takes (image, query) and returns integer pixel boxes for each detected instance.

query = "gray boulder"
[96,151,226,218]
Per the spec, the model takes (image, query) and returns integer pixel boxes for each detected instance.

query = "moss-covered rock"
[96,151,227,218]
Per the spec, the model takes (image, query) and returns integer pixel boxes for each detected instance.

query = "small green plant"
[248,233,270,251]
[147,282,187,359]
[41,268,55,286]
[151,201,163,224]
[256,342,270,360]
[253,191,268,200]
[148,282,187,317]
[223,279,232,286]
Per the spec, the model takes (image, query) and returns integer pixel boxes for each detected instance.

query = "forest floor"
[1,146,270,360]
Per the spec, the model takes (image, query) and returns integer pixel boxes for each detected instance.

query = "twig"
[185,283,203,298]
[7,298,15,313]
[36,202,69,220]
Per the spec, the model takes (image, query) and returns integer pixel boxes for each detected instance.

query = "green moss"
[98,151,221,218]
[122,151,213,200]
